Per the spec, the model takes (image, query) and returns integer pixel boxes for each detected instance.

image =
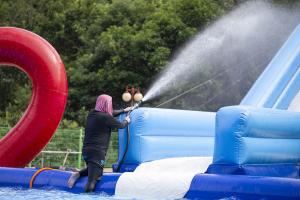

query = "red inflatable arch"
[0,27,68,167]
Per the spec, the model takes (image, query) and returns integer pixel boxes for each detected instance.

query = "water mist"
[143,1,300,109]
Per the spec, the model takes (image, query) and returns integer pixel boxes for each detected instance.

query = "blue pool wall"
[1,167,300,199]
[209,106,300,178]
[0,167,120,195]
[210,24,300,177]
[116,108,215,171]
[213,106,300,165]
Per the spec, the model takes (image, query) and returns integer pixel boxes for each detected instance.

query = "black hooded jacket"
[82,109,128,154]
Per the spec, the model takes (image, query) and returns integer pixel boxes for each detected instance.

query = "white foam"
[115,157,212,199]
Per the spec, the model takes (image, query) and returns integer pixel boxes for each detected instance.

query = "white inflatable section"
[288,90,300,112]
[115,157,212,199]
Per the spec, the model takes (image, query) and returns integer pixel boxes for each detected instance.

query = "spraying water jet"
[143,1,300,109]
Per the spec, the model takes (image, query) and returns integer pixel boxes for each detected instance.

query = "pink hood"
[95,94,113,116]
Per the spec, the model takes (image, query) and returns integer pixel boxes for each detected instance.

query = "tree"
[0,0,242,126]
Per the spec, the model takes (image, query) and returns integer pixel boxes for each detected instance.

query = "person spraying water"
[68,94,132,192]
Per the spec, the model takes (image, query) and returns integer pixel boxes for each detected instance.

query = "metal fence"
[0,127,119,169]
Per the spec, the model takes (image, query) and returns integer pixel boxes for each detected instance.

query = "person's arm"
[113,107,133,117]
[113,109,124,117]
[106,116,130,129]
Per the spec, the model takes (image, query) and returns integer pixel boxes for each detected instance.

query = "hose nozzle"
[127,100,142,116]
[131,100,142,111]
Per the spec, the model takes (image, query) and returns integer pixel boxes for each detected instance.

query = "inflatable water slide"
[0,23,300,199]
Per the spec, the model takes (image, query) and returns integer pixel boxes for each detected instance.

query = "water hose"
[116,101,142,172]
[29,167,53,188]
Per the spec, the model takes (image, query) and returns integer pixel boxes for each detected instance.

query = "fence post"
[77,128,83,169]
[41,152,44,167]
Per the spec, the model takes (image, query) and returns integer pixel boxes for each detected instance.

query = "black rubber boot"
[84,181,96,193]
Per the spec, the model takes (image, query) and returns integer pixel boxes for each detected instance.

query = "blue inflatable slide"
[1,23,300,199]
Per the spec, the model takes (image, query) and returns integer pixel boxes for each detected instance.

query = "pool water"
[0,187,239,200]
[0,187,121,200]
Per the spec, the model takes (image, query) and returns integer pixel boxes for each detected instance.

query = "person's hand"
[123,107,133,112]
[125,116,131,123]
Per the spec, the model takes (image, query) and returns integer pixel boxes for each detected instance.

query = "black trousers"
[79,147,105,183]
